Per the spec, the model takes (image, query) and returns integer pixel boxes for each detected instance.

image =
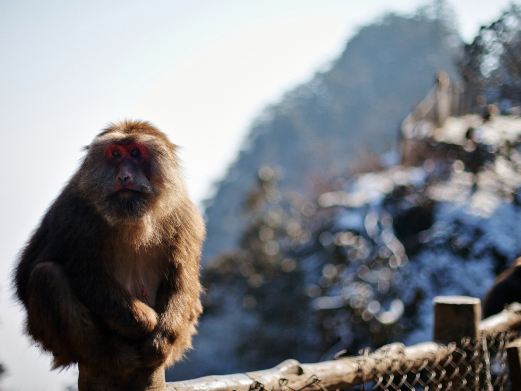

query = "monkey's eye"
[105,145,125,160]
[130,148,141,158]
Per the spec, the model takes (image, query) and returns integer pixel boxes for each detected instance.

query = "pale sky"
[0,1,514,389]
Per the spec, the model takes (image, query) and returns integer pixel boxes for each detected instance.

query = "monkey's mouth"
[114,189,144,198]
[113,181,153,194]
[107,190,152,218]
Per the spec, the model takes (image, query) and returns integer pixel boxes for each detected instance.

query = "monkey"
[13,120,205,386]
[483,257,521,318]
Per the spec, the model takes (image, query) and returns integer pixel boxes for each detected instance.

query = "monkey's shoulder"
[15,188,105,302]
[171,198,206,242]
[32,188,107,261]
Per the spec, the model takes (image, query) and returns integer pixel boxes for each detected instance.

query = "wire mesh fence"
[229,332,518,391]
[168,300,521,391]
[169,331,520,391]
[340,330,518,391]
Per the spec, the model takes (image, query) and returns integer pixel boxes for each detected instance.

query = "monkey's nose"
[118,175,131,183]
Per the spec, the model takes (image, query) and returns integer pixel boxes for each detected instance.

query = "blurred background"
[1,0,519,389]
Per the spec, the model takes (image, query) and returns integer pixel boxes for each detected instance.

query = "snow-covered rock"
[315,114,521,349]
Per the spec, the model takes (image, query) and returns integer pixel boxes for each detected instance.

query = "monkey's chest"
[125,267,162,308]
[112,252,164,308]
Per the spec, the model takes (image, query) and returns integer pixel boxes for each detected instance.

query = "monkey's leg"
[78,363,166,391]
[26,262,144,375]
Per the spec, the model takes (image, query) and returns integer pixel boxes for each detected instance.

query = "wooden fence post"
[507,339,521,390]
[433,296,481,391]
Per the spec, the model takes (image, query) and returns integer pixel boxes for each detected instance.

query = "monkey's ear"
[82,145,90,151]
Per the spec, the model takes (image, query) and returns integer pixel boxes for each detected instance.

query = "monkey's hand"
[103,298,158,340]
[130,299,158,333]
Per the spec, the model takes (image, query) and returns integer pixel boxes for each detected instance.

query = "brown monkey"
[13,120,205,388]
[483,257,521,318]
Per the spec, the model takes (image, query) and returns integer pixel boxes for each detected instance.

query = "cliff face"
[170,9,462,381]
[202,11,459,264]
[172,7,471,382]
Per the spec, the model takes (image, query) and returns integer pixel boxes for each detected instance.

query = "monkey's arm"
[141,259,202,367]
[142,211,205,367]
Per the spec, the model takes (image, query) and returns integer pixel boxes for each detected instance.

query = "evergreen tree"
[459,4,521,109]
[204,167,315,367]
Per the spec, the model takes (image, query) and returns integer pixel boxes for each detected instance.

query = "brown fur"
[13,120,205,377]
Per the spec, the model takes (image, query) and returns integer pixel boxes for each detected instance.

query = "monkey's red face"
[103,142,154,218]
